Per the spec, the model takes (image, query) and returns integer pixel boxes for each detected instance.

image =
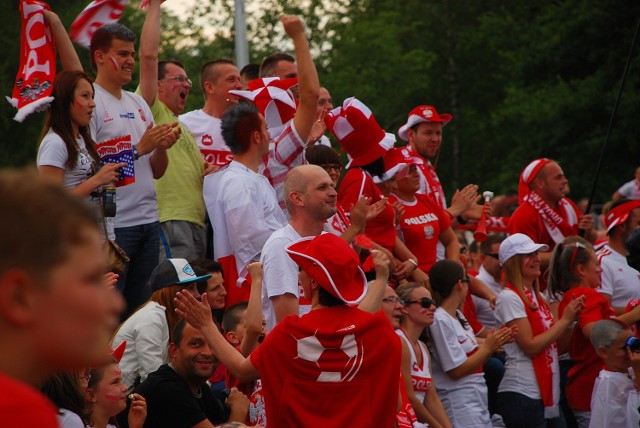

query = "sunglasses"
[404,297,434,309]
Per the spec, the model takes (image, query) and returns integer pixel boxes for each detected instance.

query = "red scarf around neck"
[505,282,557,411]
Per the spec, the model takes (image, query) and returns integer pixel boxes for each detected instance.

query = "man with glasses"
[138,0,208,262]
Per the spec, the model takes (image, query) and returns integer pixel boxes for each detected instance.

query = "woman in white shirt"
[494,234,584,428]
[395,282,451,428]
[427,260,514,428]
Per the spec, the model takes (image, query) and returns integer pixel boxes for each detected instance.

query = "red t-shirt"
[0,372,59,428]
[508,198,581,250]
[338,168,397,251]
[249,306,401,427]
[390,193,451,273]
[558,287,615,411]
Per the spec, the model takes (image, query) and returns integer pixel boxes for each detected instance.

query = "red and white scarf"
[69,0,128,49]
[6,1,56,122]
[506,282,560,418]
[523,191,579,245]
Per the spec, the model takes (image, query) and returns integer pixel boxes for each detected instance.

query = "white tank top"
[397,329,432,402]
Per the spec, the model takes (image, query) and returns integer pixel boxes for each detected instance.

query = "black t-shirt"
[117,364,226,428]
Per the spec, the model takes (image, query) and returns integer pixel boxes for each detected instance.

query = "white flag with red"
[69,0,128,49]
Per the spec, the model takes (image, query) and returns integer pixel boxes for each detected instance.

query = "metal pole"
[234,0,249,68]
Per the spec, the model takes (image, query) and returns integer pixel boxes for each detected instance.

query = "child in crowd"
[589,319,640,428]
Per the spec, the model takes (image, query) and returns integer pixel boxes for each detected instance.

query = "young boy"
[589,319,640,428]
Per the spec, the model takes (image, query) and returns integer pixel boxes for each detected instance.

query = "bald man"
[260,165,338,332]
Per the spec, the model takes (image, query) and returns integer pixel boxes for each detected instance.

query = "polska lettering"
[403,213,438,225]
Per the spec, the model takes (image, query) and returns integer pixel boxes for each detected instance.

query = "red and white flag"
[69,0,128,49]
[6,1,56,122]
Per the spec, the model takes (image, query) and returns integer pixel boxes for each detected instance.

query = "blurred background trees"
[2,0,638,204]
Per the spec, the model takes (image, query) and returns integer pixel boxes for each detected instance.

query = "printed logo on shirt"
[423,225,435,240]
[103,110,113,123]
[200,149,233,167]
[404,213,439,226]
[138,108,146,122]
[296,333,363,382]
[119,112,136,119]
[201,134,213,146]
[412,375,432,393]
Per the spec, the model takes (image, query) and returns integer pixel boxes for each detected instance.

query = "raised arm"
[138,0,161,106]
[43,10,82,71]
[282,15,319,144]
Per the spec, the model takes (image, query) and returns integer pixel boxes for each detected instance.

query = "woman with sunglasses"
[494,234,585,428]
[394,282,452,428]
[427,260,515,427]
[547,237,640,427]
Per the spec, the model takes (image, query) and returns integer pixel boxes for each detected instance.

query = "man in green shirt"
[138,0,207,261]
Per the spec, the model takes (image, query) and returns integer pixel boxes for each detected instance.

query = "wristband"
[407,258,418,268]
[132,145,140,160]
[457,215,468,225]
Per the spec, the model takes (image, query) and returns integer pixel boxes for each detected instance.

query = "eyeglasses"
[382,296,404,305]
[165,75,193,88]
[485,253,500,260]
[320,164,342,173]
[404,297,434,309]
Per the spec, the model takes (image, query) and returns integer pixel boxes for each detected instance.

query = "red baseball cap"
[398,105,453,141]
[286,234,368,304]
[605,201,640,233]
[374,146,423,184]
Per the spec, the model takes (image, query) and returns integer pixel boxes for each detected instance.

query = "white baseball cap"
[498,233,549,266]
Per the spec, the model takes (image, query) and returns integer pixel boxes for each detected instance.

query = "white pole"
[234,0,249,68]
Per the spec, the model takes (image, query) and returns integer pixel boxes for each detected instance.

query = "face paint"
[104,394,124,401]
[110,56,120,71]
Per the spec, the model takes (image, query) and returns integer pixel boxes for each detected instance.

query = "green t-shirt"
[138,90,205,226]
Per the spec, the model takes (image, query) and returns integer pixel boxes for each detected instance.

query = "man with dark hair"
[259,52,296,78]
[473,233,506,329]
[239,63,260,89]
[89,19,179,318]
[138,0,208,262]
[222,302,249,344]
[175,233,400,426]
[119,320,249,428]
[597,199,640,313]
[0,169,124,425]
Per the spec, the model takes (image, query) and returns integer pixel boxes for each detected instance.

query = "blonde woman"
[495,234,585,428]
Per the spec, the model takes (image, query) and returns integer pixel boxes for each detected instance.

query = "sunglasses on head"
[404,297,434,309]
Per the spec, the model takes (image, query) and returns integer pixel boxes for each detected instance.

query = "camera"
[103,186,117,217]
[625,336,640,352]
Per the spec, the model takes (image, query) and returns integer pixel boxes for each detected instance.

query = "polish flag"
[69,0,128,49]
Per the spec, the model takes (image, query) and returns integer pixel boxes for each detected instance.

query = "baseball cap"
[286,234,368,304]
[148,258,212,292]
[604,201,640,233]
[373,146,423,184]
[498,233,550,266]
[397,105,452,141]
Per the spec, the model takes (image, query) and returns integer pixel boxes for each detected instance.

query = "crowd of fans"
[3,2,640,427]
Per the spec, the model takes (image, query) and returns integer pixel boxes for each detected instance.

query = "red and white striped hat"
[229,77,298,136]
[398,105,453,141]
[324,97,396,168]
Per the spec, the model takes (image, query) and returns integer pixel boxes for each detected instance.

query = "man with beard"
[138,0,208,261]
[120,320,249,428]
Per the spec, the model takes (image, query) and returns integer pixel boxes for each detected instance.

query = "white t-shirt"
[260,224,312,332]
[204,161,287,285]
[589,369,640,428]
[179,109,233,166]
[473,266,502,329]
[494,288,541,399]
[617,179,640,201]
[396,329,432,402]
[597,244,640,308]
[428,308,485,392]
[37,129,115,240]
[112,301,169,388]
[90,84,158,228]
[58,408,84,428]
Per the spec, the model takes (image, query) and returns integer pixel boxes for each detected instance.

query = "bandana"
[519,158,552,203]
[6,1,56,122]
[505,282,560,418]
[69,0,128,49]
[523,191,579,245]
